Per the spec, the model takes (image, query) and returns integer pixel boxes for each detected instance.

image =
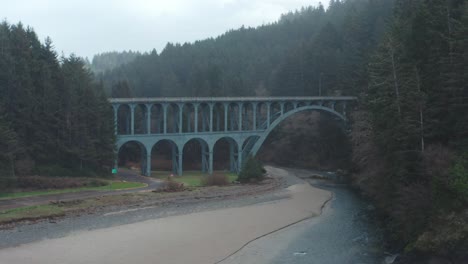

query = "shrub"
[161,179,185,192]
[450,154,468,205]
[238,156,265,183]
[201,173,229,186]
[16,176,107,190]
[35,165,99,178]
[0,172,16,191]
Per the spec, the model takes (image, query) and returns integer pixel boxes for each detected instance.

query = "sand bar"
[0,167,331,264]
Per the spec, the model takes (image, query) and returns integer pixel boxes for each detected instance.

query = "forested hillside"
[89,51,141,74]
[0,22,115,188]
[352,0,468,261]
[97,0,393,97]
[95,0,468,261]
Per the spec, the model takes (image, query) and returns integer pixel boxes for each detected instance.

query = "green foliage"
[0,111,18,191]
[34,165,98,178]
[238,156,265,183]
[90,51,141,74]
[450,154,468,204]
[355,0,468,256]
[96,1,394,97]
[0,22,115,178]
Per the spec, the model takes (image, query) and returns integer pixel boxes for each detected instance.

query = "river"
[222,172,387,264]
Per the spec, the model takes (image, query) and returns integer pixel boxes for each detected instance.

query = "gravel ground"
[0,166,295,248]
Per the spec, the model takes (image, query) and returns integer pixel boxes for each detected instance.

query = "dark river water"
[223,179,388,264]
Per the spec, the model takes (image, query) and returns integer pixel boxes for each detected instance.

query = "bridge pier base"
[237,150,243,173]
[178,150,183,176]
[208,151,213,174]
[145,154,151,176]
[229,141,236,173]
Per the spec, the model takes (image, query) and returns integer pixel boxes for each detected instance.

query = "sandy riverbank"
[0,167,331,264]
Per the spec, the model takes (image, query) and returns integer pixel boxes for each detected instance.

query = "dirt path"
[0,167,332,264]
[0,170,163,211]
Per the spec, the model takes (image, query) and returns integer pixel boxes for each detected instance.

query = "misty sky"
[3,0,326,59]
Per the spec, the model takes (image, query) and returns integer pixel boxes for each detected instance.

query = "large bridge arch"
[248,105,347,157]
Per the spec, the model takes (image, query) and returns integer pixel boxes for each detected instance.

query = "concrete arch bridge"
[110,97,356,176]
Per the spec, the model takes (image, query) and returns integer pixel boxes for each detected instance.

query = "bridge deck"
[109,96,357,104]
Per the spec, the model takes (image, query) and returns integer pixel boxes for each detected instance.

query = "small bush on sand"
[201,173,230,186]
[238,156,265,183]
[161,178,185,192]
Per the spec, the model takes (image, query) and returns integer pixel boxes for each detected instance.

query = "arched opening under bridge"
[151,140,179,177]
[182,138,210,175]
[117,141,147,175]
[213,137,239,173]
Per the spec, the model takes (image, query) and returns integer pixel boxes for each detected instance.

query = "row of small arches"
[113,101,340,135]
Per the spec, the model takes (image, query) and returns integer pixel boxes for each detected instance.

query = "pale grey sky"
[3,0,326,59]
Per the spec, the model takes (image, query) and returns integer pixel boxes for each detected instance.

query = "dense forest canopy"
[0,22,115,184]
[88,50,141,74]
[97,0,394,97]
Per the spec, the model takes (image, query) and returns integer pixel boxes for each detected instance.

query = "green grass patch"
[0,181,147,200]
[102,181,147,190]
[152,171,237,187]
[0,204,65,223]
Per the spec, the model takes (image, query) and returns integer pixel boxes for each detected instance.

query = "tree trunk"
[415,67,425,152]
[390,44,402,116]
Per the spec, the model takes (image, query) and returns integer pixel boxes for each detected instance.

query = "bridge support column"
[238,102,243,132]
[146,104,151,134]
[253,103,257,131]
[224,103,228,132]
[237,149,243,174]
[178,104,183,134]
[194,103,199,133]
[163,104,167,134]
[208,150,213,175]
[177,150,184,176]
[209,103,214,132]
[177,144,183,176]
[145,153,151,176]
[130,104,135,135]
